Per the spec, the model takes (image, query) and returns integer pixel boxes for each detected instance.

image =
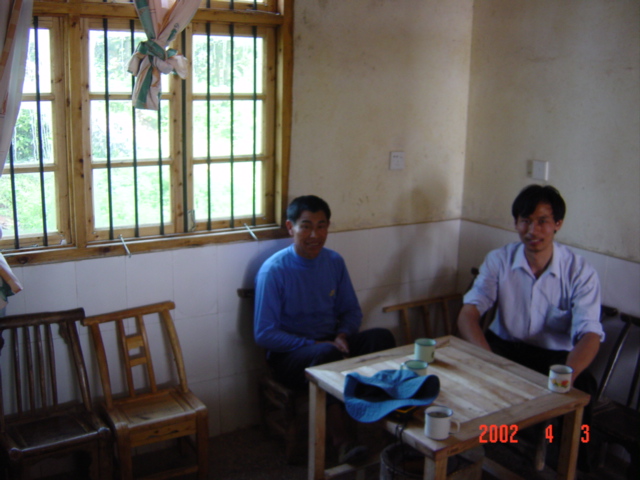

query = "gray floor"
[202,424,630,480]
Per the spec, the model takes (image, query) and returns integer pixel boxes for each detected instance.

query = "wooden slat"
[45,324,58,407]
[12,329,22,415]
[136,315,157,393]
[25,327,35,412]
[87,322,114,409]
[35,322,46,410]
[117,319,137,397]
[161,308,189,394]
[125,334,145,350]
[383,294,462,343]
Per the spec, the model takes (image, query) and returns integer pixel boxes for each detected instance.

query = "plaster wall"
[464,0,640,262]
[290,0,473,229]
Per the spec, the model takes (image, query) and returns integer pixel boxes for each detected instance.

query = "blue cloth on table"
[344,369,440,423]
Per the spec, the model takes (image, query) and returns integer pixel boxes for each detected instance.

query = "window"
[2,0,292,264]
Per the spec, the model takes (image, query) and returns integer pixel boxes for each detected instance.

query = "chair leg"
[534,432,547,471]
[115,440,134,480]
[196,415,209,480]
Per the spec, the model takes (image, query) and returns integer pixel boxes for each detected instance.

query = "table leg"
[423,456,447,480]
[308,381,327,480]
[557,406,584,480]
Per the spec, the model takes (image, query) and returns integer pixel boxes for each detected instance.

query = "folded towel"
[344,369,440,423]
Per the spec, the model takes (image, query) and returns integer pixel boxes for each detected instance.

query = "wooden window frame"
[3,0,292,266]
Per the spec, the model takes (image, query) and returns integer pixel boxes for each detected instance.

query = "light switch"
[389,151,405,170]
[528,160,549,181]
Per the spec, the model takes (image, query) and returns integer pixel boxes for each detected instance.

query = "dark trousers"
[486,330,597,471]
[268,328,396,392]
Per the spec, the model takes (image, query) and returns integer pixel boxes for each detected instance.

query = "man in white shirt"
[458,184,602,379]
[457,184,603,471]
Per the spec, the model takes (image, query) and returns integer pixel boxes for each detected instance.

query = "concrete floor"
[197,424,630,480]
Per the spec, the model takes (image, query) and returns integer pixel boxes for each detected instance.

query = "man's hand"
[333,333,350,355]
[315,333,350,356]
[457,304,491,351]
[566,332,600,382]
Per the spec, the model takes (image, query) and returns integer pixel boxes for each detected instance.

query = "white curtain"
[0,0,33,175]
[128,0,200,110]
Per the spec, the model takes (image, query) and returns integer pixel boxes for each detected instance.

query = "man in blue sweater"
[254,195,395,463]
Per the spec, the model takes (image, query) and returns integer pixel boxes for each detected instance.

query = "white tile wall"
[2,219,638,436]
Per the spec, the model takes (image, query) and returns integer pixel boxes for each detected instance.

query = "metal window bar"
[8,144,20,249]
[251,26,257,225]
[206,23,213,230]
[102,18,115,240]
[157,107,165,235]
[33,17,49,246]
[130,20,140,238]
[181,30,189,232]
[229,23,235,229]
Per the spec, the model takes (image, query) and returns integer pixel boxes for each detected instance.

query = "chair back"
[596,308,640,410]
[382,294,462,343]
[82,301,188,409]
[0,308,90,432]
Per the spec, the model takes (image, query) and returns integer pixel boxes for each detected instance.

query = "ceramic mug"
[424,406,460,440]
[401,359,428,376]
[548,364,573,393]
[415,338,436,363]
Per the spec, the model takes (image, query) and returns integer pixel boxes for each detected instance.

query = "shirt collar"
[512,242,560,278]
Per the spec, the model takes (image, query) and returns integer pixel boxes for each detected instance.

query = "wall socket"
[527,159,549,181]
[389,151,405,170]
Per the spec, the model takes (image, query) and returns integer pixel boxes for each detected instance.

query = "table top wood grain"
[306,335,590,460]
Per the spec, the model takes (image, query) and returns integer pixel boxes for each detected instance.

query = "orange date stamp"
[479,424,591,443]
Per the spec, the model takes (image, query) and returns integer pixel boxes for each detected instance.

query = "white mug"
[548,364,573,393]
[401,359,428,376]
[415,338,436,363]
[424,406,460,440]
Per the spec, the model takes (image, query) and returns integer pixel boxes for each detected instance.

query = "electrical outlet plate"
[389,151,405,170]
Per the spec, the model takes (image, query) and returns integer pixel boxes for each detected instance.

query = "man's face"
[286,210,329,260]
[515,202,563,255]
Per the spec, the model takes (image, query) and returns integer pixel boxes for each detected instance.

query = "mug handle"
[450,419,461,434]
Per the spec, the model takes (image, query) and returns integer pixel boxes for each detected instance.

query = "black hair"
[512,184,566,222]
[286,195,331,223]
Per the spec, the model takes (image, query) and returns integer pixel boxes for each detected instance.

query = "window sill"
[3,225,289,266]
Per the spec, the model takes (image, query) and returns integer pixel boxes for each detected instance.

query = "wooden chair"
[382,294,463,343]
[0,308,111,479]
[237,288,307,464]
[382,268,493,344]
[82,301,209,480]
[591,309,639,479]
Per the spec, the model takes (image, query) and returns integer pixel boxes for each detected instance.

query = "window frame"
[4,0,292,266]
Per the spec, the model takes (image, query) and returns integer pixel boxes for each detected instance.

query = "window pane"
[93,166,170,229]
[22,28,51,95]
[192,100,263,157]
[89,29,168,95]
[0,172,57,238]
[193,161,263,220]
[91,100,170,162]
[192,34,263,94]
[11,101,54,165]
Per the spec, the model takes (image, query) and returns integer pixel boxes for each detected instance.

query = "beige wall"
[464,0,640,262]
[290,0,473,230]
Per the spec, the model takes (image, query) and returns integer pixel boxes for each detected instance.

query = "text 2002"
[479,425,519,444]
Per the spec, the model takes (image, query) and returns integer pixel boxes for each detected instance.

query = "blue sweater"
[254,245,363,353]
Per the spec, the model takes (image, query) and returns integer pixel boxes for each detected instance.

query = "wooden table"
[305,335,590,480]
